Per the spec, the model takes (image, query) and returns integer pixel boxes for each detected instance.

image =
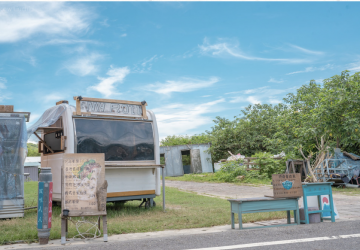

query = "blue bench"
[228,197,300,229]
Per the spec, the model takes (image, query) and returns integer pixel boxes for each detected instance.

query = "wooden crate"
[272,173,303,198]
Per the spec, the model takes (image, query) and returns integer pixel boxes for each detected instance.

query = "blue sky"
[1,2,360,139]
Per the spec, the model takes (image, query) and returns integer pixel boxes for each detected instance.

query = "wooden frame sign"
[74,96,147,119]
[272,173,303,198]
[61,153,107,217]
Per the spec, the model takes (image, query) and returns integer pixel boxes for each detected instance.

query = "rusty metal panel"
[24,166,39,181]
[190,149,202,173]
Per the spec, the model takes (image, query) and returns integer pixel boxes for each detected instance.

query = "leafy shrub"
[214,160,247,182]
[251,152,293,179]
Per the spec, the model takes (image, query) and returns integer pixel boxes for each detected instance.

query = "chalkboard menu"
[61,154,107,217]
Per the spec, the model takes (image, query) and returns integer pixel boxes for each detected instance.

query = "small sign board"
[74,96,147,119]
[272,173,303,198]
[61,153,106,217]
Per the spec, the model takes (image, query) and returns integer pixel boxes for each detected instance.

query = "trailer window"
[74,119,155,161]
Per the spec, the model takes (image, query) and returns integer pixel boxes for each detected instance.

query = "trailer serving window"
[74,118,155,162]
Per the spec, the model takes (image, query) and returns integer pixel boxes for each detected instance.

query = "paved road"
[25,220,360,250]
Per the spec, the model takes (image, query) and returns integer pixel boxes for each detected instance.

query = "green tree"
[160,134,211,146]
[27,143,40,157]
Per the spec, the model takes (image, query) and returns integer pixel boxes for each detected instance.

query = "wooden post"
[103,216,108,242]
[61,218,66,245]
[162,167,166,212]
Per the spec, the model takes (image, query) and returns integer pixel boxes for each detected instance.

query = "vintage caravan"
[28,97,163,208]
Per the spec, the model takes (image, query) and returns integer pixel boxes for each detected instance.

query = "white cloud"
[146,77,219,95]
[31,39,98,46]
[121,33,127,37]
[287,64,333,75]
[199,38,311,64]
[133,55,160,73]
[246,96,261,105]
[88,66,130,97]
[141,55,158,67]
[288,44,324,55]
[348,61,360,72]
[0,2,92,43]
[229,86,296,105]
[65,53,103,76]
[268,78,284,83]
[0,77,7,89]
[202,95,212,97]
[153,98,225,139]
[43,93,67,103]
[0,77,10,102]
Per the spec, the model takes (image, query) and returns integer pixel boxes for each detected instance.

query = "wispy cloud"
[31,39,98,46]
[348,61,360,72]
[65,53,103,76]
[288,44,324,55]
[28,56,36,66]
[146,77,219,95]
[99,19,109,27]
[141,55,158,67]
[228,86,296,105]
[43,93,67,103]
[286,64,333,75]
[0,77,10,102]
[0,77,7,89]
[133,55,160,73]
[153,98,225,139]
[202,95,212,97]
[88,66,130,97]
[199,38,311,64]
[121,33,127,37]
[268,78,283,83]
[0,2,92,43]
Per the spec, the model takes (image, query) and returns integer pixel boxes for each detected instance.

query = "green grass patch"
[166,173,272,186]
[332,186,360,196]
[0,182,286,245]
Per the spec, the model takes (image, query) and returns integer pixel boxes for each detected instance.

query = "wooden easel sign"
[61,153,108,244]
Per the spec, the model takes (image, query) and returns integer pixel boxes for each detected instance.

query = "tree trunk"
[337,137,340,148]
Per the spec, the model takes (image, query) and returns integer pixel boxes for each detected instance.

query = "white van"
[30,97,163,208]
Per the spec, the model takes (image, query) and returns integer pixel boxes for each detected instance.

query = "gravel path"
[166,180,360,221]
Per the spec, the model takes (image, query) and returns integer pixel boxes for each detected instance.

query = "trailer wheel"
[144,200,150,209]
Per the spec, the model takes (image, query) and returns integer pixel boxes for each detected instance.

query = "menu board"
[61,153,106,217]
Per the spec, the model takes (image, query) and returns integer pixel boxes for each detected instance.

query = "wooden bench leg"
[231,212,235,229]
[287,210,291,224]
[296,202,300,225]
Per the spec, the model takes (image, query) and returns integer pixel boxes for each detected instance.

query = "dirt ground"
[166,180,360,221]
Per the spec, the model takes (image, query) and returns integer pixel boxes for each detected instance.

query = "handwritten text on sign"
[80,101,143,117]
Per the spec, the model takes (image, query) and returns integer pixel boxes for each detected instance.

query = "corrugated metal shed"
[160,143,213,177]
[24,157,40,181]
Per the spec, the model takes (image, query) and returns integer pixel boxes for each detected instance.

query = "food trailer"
[0,105,30,218]
[28,97,163,208]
